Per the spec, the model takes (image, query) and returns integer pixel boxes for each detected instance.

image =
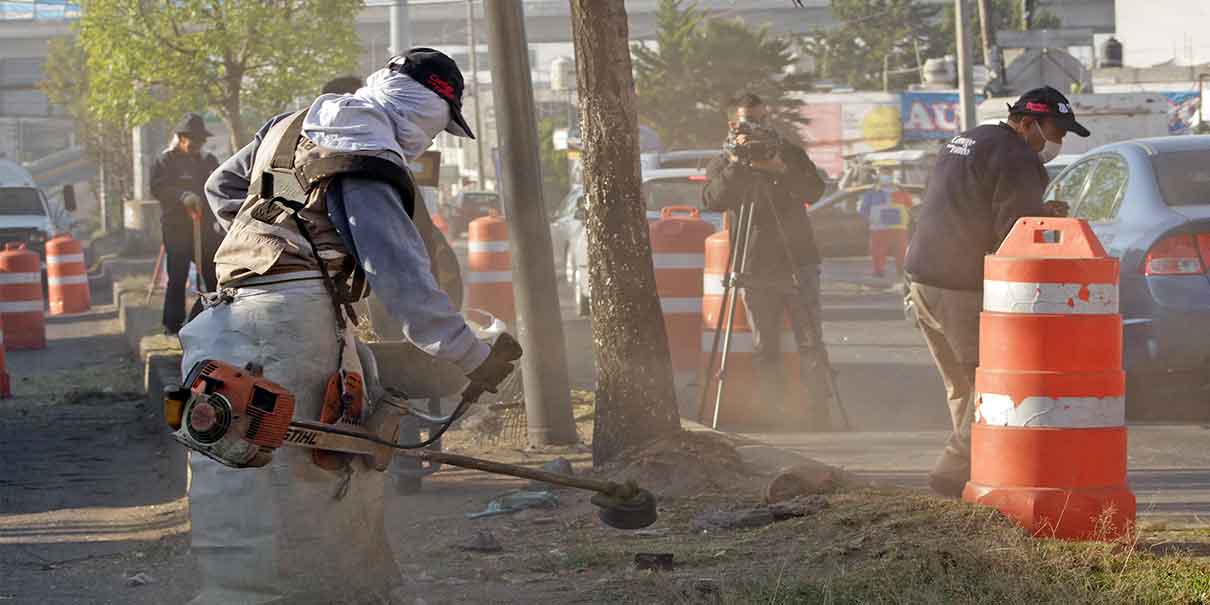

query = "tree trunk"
[223,95,244,155]
[569,0,681,466]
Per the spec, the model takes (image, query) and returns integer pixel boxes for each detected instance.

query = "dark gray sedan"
[1044,135,1210,421]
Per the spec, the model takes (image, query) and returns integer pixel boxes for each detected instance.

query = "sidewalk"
[741,426,1210,528]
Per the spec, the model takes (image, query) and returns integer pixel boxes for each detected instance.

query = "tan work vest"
[214,110,416,293]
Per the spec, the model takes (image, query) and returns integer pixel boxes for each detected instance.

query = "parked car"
[0,160,73,264]
[1043,135,1210,420]
[1044,153,1083,181]
[639,149,720,171]
[554,168,723,316]
[441,190,500,237]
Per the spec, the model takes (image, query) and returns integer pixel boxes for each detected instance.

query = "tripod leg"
[696,204,747,424]
[711,201,756,430]
[787,290,851,431]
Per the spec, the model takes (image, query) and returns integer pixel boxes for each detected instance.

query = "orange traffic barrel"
[465,210,515,324]
[0,243,45,350]
[46,234,91,316]
[651,206,715,385]
[964,217,1134,540]
[700,224,799,428]
[0,314,10,397]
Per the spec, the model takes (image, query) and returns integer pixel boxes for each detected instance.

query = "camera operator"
[702,93,837,430]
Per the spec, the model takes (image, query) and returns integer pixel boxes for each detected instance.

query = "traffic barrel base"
[962,483,1136,540]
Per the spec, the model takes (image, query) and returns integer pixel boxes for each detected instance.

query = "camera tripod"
[695,178,852,431]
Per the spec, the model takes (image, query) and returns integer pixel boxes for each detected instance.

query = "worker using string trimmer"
[188,49,514,604]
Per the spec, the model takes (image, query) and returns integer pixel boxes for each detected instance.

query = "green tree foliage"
[803,0,941,91]
[70,0,362,151]
[41,36,132,226]
[632,0,811,150]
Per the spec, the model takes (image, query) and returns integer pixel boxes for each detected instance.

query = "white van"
[0,160,71,262]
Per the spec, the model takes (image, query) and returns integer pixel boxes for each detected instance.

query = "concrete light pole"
[483,0,577,446]
[389,1,411,56]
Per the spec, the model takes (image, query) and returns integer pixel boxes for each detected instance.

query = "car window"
[1150,150,1210,207]
[1073,155,1128,222]
[642,178,707,212]
[0,187,47,216]
[1045,158,1097,205]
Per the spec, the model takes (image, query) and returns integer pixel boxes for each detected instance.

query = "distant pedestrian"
[905,86,1085,498]
[858,166,912,279]
[149,113,220,334]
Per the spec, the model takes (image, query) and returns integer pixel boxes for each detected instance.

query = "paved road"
[0,304,196,604]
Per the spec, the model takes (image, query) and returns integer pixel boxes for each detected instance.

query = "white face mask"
[1035,122,1063,163]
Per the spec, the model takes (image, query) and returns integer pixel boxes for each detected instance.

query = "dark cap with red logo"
[387,47,475,140]
[1007,86,1090,137]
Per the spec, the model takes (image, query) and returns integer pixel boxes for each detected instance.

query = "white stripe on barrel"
[703,273,726,296]
[0,301,44,313]
[976,393,1125,428]
[46,253,85,265]
[0,272,40,285]
[468,240,510,253]
[983,280,1118,314]
[660,297,702,314]
[48,274,89,286]
[653,253,705,269]
[466,271,513,284]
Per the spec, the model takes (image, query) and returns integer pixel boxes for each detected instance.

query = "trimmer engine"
[164,360,296,468]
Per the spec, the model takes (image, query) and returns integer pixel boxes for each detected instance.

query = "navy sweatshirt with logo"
[905,123,1049,291]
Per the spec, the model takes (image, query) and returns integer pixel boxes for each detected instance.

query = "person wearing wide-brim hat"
[149,112,219,334]
[904,85,1091,499]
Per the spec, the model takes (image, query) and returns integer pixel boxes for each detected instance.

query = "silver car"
[550,168,723,316]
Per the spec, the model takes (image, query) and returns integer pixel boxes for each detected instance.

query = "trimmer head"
[591,484,659,530]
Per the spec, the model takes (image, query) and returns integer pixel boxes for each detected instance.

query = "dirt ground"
[3,306,1209,605]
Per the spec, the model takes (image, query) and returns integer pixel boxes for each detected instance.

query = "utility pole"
[483,0,577,446]
[955,0,977,131]
[466,0,486,189]
[976,0,1006,90]
[389,1,411,56]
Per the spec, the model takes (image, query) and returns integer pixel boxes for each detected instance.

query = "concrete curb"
[113,277,182,435]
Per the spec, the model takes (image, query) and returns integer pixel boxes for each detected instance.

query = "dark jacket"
[702,140,826,275]
[905,123,1049,291]
[151,147,220,229]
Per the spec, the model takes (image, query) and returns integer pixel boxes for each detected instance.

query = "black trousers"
[162,220,219,333]
[741,267,836,428]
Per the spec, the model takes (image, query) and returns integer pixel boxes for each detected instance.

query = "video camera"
[724,120,781,165]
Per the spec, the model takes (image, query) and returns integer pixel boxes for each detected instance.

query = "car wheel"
[574,269,590,318]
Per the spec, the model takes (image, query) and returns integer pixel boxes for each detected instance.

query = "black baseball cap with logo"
[1007,86,1091,137]
[387,48,475,140]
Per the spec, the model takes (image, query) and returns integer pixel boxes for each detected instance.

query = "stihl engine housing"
[164,360,296,468]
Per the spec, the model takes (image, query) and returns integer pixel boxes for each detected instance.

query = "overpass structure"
[0,0,1113,164]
